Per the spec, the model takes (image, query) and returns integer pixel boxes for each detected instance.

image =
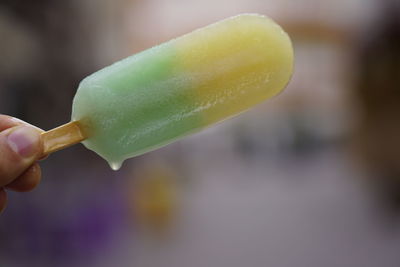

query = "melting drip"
[109,161,122,171]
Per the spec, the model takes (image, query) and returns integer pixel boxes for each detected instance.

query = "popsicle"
[41,14,294,170]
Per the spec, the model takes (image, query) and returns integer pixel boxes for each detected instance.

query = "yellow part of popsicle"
[178,14,293,125]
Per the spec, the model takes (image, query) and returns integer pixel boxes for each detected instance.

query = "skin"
[0,115,43,214]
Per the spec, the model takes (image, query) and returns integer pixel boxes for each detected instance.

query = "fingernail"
[7,126,40,158]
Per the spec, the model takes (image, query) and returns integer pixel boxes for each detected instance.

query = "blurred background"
[1,0,400,266]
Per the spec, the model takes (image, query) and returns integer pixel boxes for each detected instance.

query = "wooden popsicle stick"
[41,121,86,156]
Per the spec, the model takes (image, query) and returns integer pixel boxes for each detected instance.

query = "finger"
[0,116,46,161]
[0,188,7,214]
[0,125,43,186]
[6,163,42,192]
[0,115,20,131]
[0,115,44,132]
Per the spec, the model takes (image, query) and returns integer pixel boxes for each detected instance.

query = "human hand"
[0,115,43,213]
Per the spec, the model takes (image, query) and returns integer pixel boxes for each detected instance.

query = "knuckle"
[6,164,41,192]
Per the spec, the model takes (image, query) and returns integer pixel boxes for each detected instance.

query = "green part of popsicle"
[72,43,202,168]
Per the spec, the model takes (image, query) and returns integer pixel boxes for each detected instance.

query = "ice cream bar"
[42,14,294,170]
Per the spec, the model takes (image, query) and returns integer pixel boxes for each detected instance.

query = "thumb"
[0,125,43,186]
